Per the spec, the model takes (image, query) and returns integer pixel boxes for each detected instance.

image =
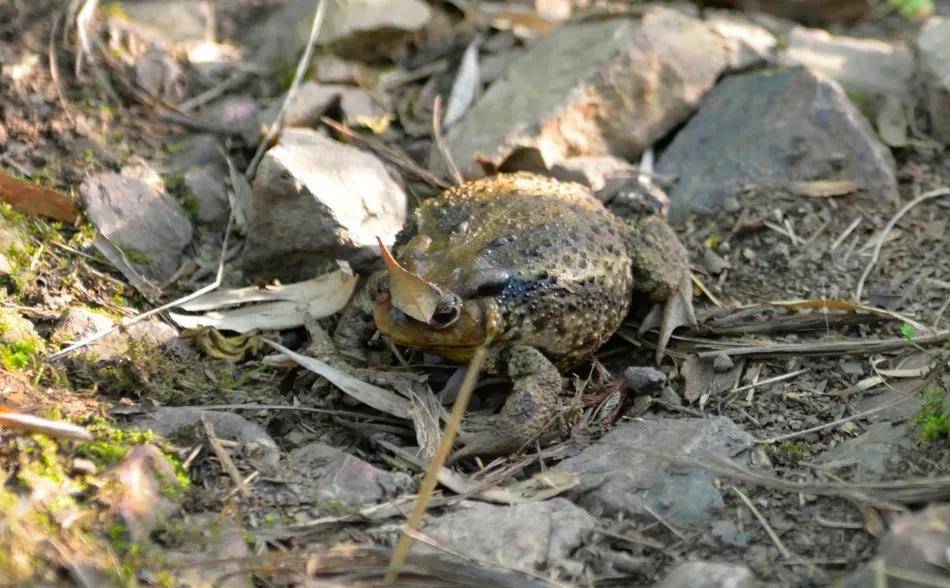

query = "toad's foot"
[628,218,697,363]
[637,269,696,363]
[448,345,561,463]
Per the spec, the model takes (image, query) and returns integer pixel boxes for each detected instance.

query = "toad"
[335,173,695,459]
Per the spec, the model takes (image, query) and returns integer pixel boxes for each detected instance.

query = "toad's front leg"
[627,217,697,363]
[448,345,561,463]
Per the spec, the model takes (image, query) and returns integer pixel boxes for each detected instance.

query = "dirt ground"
[0,0,948,586]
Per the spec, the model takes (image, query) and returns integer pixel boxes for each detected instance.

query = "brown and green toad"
[335,173,695,459]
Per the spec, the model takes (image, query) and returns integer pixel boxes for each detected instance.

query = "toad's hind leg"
[627,217,697,363]
[448,345,561,462]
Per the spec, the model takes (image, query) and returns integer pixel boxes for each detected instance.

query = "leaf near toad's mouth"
[376,236,446,325]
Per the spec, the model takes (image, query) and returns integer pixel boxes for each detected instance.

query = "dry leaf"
[489,10,554,38]
[262,339,411,419]
[789,179,862,198]
[170,266,358,333]
[443,35,481,128]
[377,236,443,324]
[0,171,81,223]
[877,94,910,148]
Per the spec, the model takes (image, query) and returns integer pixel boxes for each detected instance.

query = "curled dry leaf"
[170,265,358,333]
[0,171,81,224]
[377,236,444,324]
[789,179,862,198]
[443,35,481,128]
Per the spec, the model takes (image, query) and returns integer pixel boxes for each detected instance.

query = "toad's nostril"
[430,305,460,329]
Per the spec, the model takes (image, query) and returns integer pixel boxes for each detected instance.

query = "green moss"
[77,418,159,467]
[888,0,933,18]
[915,383,950,443]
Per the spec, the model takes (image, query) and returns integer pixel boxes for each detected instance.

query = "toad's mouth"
[373,297,501,351]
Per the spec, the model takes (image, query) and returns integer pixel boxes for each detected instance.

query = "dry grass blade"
[385,347,487,585]
[432,95,464,185]
[696,328,950,359]
[770,299,930,332]
[201,417,249,497]
[443,35,481,128]
[245,0,327,180]
[854,187,950,302]
[732,486,792,558]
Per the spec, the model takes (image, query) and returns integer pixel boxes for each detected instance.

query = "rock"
[657,67,898,221]
[242,128,407,281]
[548,156,636,201]
[843,504,950,588]
[657,561,756,588]
[0,215,28,275]
[252,0,430,66]
[184,166,229,228]
[119,0,209,46]
[623,366,667,395]
[0,308,40,349]
[818,421,910,477]
[283,442,412,507]
[120,156,165,193]
[778,27,914,100]
[166,134,223,174]
[199,96,261,144]
[917,17,950,143]
[262,81,389,131]
[52,308,180,361]
[557,417,753,523]
[135,44,187,102]
[80,173,193,282]
[420,498,595,576]
[133,407,280,469]
[433,7,731,178]
[705,10,778,70]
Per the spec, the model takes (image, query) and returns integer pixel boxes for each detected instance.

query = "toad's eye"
[430,303,460,329]
[475,279,510,297]
[468,269,511,297]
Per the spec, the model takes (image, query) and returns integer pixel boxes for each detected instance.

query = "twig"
[854,187,950,302]
[201,417,249,496]
[695,328,950,359]
[641,504,685,539]
[46,215,233,360]
[179,71,248,112]
[830,216,862,251]
[384,347,487,585]
[732,369,807,395]
[731,486,792,559]
[432,95,463,185]
[48,12,77,126]
[244,0,327,181]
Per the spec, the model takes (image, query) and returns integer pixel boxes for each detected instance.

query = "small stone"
[184,166,229,228]
[556,417,753,523]
[199,96,261,144]
[285,442,412,506]
[80,173,193,282]
[135,44,187,103]
[818,421,910,477]
[713,353,735,373]
[657,561,756,588]
[779,27,914,100]
[133,407,280,469]
[263,81,389,131]
[623,366,667,395]
[657,67,898,221]
[53,308,180,361]
[242,128,407,281]
[419,499,596,577]
[434,7,730,178]
[120,156,165,193]
[700,248,731,275]
[917,17,950,143]
[0,215,28,276]
[166,134,223,173]
[711,520,750,546]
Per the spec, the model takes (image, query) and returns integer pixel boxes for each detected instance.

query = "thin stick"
[46,215,233,360]
[854,187,950,302]
[696,328,950,359]
[201,417,249,496]
[642,504,685,539]
[48,12,77,126]
[830,216,862,251]
[244,0,327,181]
[732,369,807,395]
[732,486,791,559]
[384,347,487,585]
[432,95,463,185]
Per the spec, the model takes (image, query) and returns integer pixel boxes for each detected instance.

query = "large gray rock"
[80,173,193,282]
[242,128,407,281]
[779,27,914,100]
[556,417,753,524]
[184,166,229,228]
[433,7,731,178]
[705,10,778,71]
[420,498,595,576]
[917,17,950,143]
[818,421,910,478]
[285,442,413,507]
[657,561,757,588]
[52,307,181,360]
[657,67,898,221]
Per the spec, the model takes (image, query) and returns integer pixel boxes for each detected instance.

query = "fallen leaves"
[0,171,81,224]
